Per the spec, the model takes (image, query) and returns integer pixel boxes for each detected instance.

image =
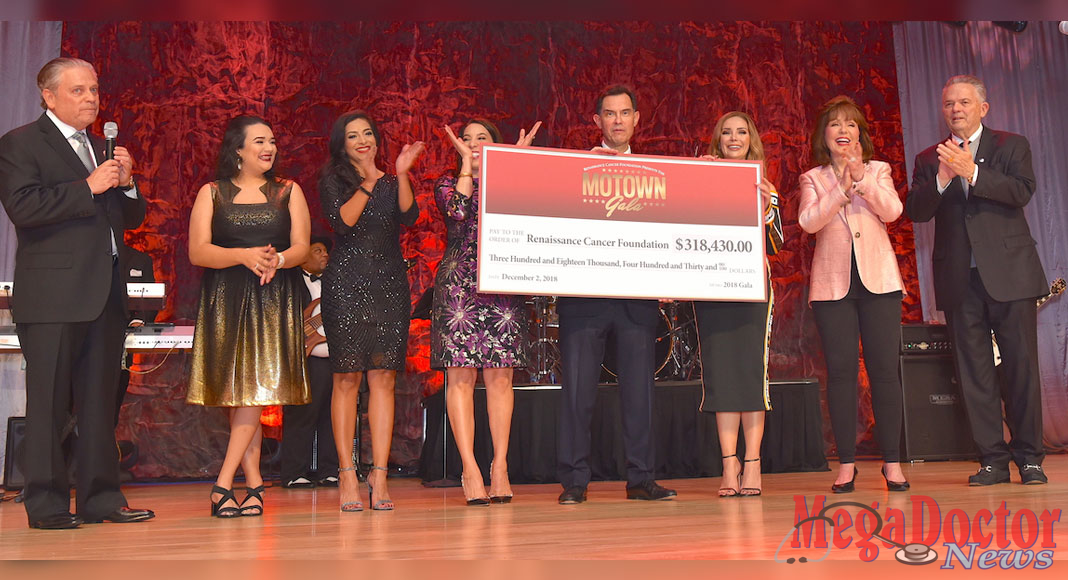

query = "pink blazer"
[798,160,904,303]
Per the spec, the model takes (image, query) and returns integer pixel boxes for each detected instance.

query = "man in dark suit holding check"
[906,74,1049,487]
[0,57,154,528]
[555,85,676,505]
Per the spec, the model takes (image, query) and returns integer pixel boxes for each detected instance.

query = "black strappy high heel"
[740,457,762,496]
[210,485,241,518]
[239,484,266,517]
[719,454,740,497]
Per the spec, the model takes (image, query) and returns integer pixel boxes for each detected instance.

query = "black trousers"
[557,303,657,488]
[280,355,339,481]
[812,267,903,463]
[16,261,128,522]
[117,354,132,427]
[945,268,1043,469]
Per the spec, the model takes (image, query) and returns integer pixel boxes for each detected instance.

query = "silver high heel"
[488,461,512,504]
[367,466,394,510]
[338,465,364,512]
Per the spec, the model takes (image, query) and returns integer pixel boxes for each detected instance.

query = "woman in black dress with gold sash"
[695,112,782,497]
[188,115,311,518]
[320,111,425,512]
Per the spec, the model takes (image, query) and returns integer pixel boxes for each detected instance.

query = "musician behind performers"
[280,236,340,488]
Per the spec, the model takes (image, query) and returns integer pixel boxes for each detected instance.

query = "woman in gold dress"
[187,115,311,518]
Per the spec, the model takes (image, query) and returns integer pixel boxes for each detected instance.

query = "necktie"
[304,271,320,283]
[959,139,971,196]
[73,130,118,256]
[960,139,977,268]
[71,131,95,172]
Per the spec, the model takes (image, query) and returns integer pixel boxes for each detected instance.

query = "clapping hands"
[443,125,471,160]
[935,138,975,185]
[396,141,426,175]
[516,121,542,147]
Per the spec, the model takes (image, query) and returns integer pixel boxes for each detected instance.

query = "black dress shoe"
[968,465,1010,486]
[85,507,156,523]
[558,486,587,505]
[1020,464,1048,485]
[881,465,910,492]
[29,513,83,530]
[625,480,677,501]
[831,467,858,494]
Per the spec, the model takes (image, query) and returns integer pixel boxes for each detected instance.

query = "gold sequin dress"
[186,179,310,406]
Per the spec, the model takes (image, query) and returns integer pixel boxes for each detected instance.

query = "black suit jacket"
[0,113,146,323]
[906,127,1047,310]
[556,144,661,326]
[556,296,660,326]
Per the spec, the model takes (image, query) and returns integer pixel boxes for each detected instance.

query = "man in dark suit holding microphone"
[556,85,676,504]
[0,57,154,527]
[907,74,1049,486]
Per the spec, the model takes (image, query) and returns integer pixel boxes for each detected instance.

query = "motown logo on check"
[581,162,667,218]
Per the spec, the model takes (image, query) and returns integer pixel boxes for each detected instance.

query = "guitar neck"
[1037,278,1066,310]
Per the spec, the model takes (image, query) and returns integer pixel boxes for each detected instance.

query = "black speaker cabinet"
[899,355,977,461]
[4,416,26,490]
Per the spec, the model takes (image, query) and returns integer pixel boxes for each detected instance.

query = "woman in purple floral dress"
[431,118,540,505]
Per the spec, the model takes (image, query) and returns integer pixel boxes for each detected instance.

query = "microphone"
[103,122,118,161]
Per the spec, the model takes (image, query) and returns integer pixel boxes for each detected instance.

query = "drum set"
[523,297,701,385]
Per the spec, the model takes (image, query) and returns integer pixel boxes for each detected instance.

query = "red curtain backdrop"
[62,21,921,478]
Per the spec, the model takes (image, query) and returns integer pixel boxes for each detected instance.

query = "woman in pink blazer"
[798,96,908,493]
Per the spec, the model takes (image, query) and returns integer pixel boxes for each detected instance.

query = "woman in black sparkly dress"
[188,115,311,518]
[319,111,425,511]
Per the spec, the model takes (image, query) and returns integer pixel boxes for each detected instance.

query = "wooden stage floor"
[1,456,1066,570]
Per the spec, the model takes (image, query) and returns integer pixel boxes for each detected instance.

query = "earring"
[237,157,242,171]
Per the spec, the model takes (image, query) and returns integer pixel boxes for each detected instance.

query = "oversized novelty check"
[477,144,766,301]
